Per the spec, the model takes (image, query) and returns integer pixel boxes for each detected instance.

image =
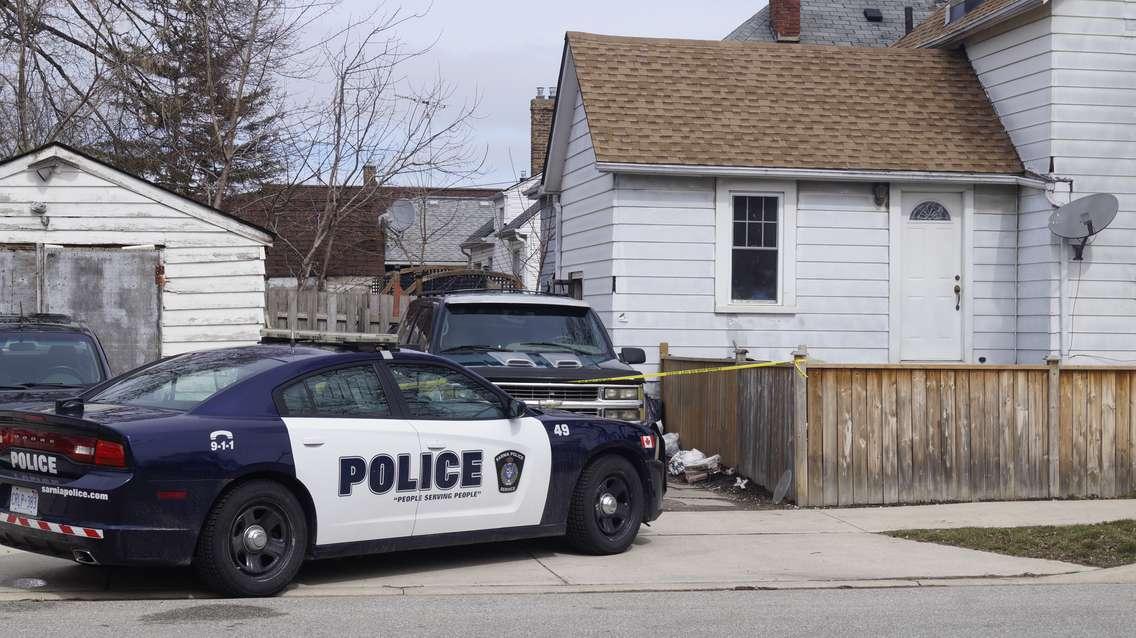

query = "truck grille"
[497,384,600,402]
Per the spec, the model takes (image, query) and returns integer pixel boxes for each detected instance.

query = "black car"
[0,315,112,406]
[398,293,652,423]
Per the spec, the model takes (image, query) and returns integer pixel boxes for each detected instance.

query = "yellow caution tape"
[570,358,807,384]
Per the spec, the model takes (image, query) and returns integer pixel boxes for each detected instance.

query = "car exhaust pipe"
[72,550,98,565]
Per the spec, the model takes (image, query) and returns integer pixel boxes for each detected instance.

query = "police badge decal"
[494,450,526,493]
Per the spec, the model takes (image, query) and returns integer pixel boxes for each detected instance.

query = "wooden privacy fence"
[660,354,798,497]
[265,288,405,334]
[660,349,1136,506]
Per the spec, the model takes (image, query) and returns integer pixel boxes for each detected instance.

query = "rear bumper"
[644,460,665,522]
[0,510,196,566]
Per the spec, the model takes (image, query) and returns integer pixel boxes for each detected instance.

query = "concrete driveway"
[1,499,1133,600]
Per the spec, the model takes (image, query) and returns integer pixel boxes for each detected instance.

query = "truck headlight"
[605,408,641,422]
[603,387,640,401]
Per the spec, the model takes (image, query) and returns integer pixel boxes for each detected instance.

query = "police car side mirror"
[507,398,527,419]
[619,347,646,365]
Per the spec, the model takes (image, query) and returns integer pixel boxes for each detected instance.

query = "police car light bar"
[260,328,398,351]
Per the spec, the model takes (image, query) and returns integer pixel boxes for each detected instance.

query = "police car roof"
[441,293,590,308]
[197,343,440,365]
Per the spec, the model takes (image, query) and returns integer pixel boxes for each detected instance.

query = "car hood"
[470,359,640,385]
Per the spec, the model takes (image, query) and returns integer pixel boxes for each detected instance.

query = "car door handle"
[424,440,446,450]
[302,437,325,447]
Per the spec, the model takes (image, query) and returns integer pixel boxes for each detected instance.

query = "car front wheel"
[194,480,308,597]
[566,455,644,554]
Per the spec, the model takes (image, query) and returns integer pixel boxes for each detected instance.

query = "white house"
[462,175,545,289]
[897,0,1136,364]
[0,144,273,372]
[538,19,1132,372]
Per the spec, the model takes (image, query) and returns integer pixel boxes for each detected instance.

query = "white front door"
[900,192,964,361]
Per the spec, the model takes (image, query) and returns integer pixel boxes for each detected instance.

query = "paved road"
[1,584,1133,637]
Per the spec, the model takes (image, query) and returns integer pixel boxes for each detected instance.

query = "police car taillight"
[640,434,655,449]
[0,426,127,468]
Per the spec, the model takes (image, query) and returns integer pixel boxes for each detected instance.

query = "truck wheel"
[194,480,307,597]
[566,455,644,554]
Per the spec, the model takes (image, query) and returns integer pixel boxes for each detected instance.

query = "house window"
[910,201,951,221]
[731,196,779,301]
[715,180,797,314]
[946,0,985,23]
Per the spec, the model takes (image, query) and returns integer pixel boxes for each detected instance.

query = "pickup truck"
[397,293,652,424]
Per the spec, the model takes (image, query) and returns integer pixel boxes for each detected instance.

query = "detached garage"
[0,144,273,373]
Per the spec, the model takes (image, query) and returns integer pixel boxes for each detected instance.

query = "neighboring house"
[234,184,498,290]
[538,31,1054,371]
[384,191,499,270]
[895,0,1136,365]
[461,175,544,289]
[727,0,940,46]
[0,144,273,370]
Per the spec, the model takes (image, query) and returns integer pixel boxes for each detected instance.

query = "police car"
[0,330,665,596]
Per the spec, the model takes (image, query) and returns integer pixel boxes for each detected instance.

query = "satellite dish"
[1049,193,1118,261]
[381,199,416,234]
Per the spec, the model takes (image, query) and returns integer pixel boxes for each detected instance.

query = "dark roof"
[895,0,1044,48]
[500,201,542,235]
[566,32,1023,175]
[462,218,497,246]
[0,142,274,239]
[727,0,940,47]
[231,185,499,278]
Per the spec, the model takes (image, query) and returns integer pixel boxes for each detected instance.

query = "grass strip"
[886,519,1136,568]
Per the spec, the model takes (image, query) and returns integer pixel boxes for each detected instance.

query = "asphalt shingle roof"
[894,0,1042,48]
[385,196,498,266]
[727,1,940,47]
[567,32,1023,175]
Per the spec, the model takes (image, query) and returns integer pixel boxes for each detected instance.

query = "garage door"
[0,245,161,374]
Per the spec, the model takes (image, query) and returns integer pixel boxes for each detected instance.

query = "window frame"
[382,360,512,422]
[273,361,396,419]
[714,179,798,314]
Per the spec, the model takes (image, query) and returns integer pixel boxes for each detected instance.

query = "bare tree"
[241,6,482,289]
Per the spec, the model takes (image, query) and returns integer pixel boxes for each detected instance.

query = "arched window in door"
[910,201,951,221]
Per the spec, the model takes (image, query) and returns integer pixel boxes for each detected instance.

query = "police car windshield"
[438,304,612,357]
[0,331,104,388]
[88,349,282,411]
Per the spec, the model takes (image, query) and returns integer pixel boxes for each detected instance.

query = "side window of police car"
[389,364,505,420]
[277,365,391,417]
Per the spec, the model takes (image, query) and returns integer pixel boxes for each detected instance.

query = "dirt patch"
[663,474,794,512]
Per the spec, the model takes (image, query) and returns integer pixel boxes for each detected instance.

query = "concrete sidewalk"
[0,499,1132,600]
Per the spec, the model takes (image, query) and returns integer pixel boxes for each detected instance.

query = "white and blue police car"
[0,330,665,596]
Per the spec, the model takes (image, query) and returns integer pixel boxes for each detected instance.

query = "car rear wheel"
[194,480,307,597]
[566,455,644,554]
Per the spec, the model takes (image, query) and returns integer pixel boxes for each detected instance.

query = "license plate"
[9,486,38,516]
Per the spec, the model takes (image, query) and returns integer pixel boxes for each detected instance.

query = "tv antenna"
[1048,193,1118,261]
[380,199,416,234]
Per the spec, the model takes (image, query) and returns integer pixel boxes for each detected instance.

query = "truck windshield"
[438,304,613,357]
[0,331,104,388]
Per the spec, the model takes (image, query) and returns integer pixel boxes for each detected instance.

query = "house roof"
[894,0,1045,49]
[232,185,497,278]
[500,201,542,235]
[461,218,497,248]
[565,32,1023,175]
[727,0,940,47]
[0,143,274,243]
[384,194,498,266]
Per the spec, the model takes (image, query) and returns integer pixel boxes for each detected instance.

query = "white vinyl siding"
[973,185,1020,363]
[1051,0,1136,363]
[607,179,893,370]
[555,91,616,324]
[0,162,269,357]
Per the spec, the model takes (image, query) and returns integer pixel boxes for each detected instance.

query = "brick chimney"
[770,0,801,42]
[530,86,556,178]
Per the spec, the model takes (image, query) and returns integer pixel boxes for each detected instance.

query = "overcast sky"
[330,1,765,187]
